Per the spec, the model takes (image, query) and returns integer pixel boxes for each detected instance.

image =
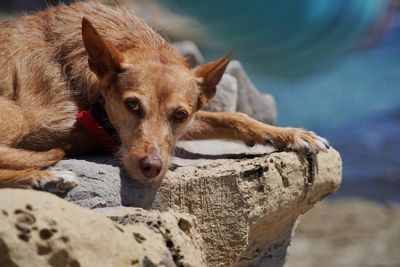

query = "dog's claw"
[297,132,329,154]
[324,139,330,149]
[271,129,329,155]
[33,170,79,194]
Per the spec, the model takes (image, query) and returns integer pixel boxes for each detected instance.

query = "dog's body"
[0,3,328,191]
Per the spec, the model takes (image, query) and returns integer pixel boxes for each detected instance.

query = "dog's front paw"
[266,128,330,154]
[32,170,79,194]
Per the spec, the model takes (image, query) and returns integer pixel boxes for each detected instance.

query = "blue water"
[163,1,400,193]
[251,35,400,186]
[255,32,400,184]
[245,33,400,199]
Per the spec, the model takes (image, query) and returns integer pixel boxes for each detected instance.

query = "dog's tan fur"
[0,2,328,189]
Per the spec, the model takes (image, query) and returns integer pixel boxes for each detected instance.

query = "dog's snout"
[139,154,163,179]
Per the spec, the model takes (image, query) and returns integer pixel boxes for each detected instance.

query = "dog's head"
[82,18,231,183]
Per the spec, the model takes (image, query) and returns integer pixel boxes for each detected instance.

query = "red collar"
[76,102,120,153]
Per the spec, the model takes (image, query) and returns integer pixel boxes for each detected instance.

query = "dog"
[0,2,329,192]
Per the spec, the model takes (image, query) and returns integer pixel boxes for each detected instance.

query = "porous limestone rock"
[59,146,341,267]
[0,189,206,267]
[98,207,206,267]
[155,148,342,267]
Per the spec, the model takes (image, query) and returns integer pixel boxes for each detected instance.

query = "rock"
[204,73,238,113]
[52,157,122,209]
[172,42,277,124]
[98,207,206,267]
[227,60,276,124]
[53,157,158,209]
[58,148,341,267]
[173,40,205,67]
[0,189,205,267]
[175,140,274,159]
[97,1,207,44]
[0,14,10,22]
[60,139,273,210]
[156,149,342,267]
[286,199,400,267]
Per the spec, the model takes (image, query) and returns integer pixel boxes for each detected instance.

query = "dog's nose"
[139,154,163,179]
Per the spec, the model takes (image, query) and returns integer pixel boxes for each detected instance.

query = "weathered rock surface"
[57,157,159,209]
[0,189,205,267]
[204,73,238,113]
[157,149,342,267]
[98,207,206,267]
[56,146,341,267]
[226,60,276,124]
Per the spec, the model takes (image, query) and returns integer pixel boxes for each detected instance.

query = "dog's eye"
[172,110,188,122]
[125,99,140,113]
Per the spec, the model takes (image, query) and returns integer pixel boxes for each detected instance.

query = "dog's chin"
[129,174,164,185]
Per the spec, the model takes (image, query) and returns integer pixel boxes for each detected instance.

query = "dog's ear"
[82,17,125,87]
[194,53,233,109]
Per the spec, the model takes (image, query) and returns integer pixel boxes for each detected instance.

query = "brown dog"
[0,3,328,192]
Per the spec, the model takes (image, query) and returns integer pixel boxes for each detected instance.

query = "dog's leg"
[0,97,77,192]
[182,111,329,154]
[0,96,65,170]
[0,145,65,170]
[0,96,26,147]
[0,169,78,194]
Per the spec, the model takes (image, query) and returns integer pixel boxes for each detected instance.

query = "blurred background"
[1,1,399,266]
